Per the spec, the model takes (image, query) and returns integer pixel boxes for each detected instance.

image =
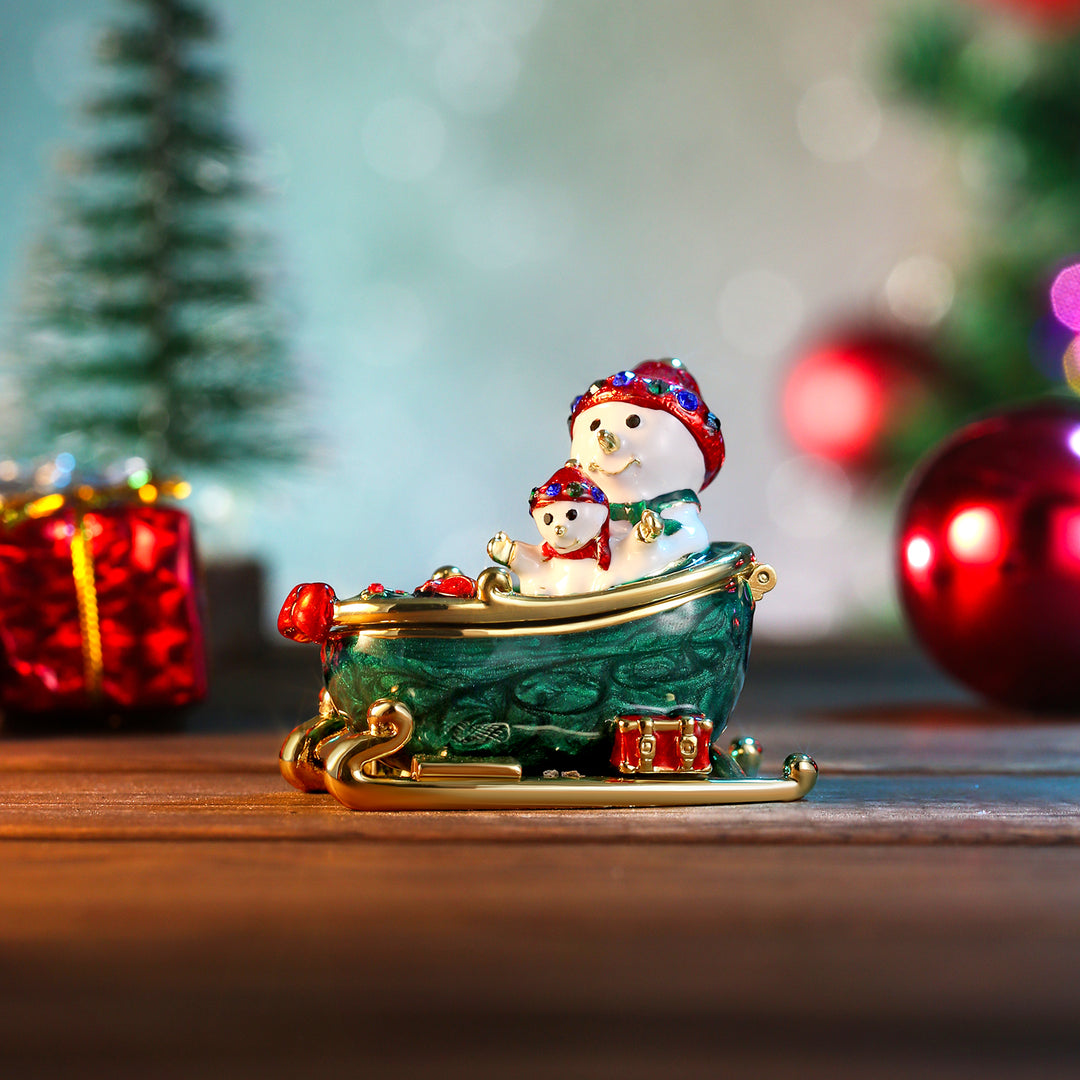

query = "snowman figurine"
[487,462,611,596]
[567,359,725,585]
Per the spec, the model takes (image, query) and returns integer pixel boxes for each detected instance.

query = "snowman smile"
[587,457,640,477]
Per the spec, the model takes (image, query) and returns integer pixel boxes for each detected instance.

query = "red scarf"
[541,520,611,571]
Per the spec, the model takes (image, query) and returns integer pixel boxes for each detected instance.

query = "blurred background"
[1,0,1078,649]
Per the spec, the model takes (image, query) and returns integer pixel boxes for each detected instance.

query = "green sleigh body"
[279,542,818,809]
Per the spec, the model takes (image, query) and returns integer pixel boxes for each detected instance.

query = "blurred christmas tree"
[876,0,1080,471]
[785,3,1080,483]
[6,0,297,473]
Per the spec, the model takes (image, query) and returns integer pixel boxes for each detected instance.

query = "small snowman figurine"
[488,462,611,596]
[568,359,725,585]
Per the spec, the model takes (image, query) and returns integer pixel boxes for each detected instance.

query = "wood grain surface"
[2,686,1079,1077]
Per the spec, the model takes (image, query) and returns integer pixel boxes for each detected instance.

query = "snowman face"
[570,401,705,501]
[531,499,608,552]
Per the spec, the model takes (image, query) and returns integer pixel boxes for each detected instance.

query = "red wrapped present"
[0,482,207,713]
[610,714,713,775]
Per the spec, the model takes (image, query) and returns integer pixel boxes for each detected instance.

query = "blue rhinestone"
[706,412,720,430]
[571,395,584,412]
[611,371,635,387]
[545,483,561,498]
[675,390,698,411]
[591,486,606,502]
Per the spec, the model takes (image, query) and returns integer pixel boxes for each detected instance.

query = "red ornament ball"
[896,401,1080,710]
[782,330,934,470]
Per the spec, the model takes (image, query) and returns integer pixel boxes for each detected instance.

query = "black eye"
[589,418,601,431]
[566,508,578,521]
[543,513,553,525]
[625,414,641,428]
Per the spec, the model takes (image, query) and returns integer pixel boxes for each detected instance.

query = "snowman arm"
[507,541,546,574]
[488,532,546,573]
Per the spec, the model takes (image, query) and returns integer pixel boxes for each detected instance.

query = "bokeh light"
[196,484,235,524]
[1070,426,1080,458]
[905,535,933,571]
[1063,336,1080,394]
[946,506,1003,565]
[885,255,955,327]
[1050,263,1080,332]
[1055,507,1080,568]
[782,348,886,462]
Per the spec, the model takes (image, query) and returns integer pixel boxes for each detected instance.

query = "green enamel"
[321,542,757,778]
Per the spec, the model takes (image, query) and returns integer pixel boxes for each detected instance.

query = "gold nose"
[597,428,620,454]
[554,524,566,536]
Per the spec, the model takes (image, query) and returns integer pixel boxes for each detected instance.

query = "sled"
[279,542,817,810]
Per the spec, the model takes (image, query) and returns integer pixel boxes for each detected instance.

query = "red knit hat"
[567,359,725,490]
[529,462,612,570]
[529,462,609,511]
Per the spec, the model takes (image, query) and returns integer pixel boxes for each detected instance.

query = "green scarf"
[609,489,700,535]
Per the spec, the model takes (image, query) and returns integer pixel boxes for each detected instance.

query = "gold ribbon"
[0,471,192,702]
[69,513,104,701]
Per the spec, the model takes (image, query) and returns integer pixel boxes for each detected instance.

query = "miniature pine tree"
[8,0,297,472]
[878,4,1080,474]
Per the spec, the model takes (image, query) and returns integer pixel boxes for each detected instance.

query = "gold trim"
[329,543,766,639]
[728,735,763,778]
[429,565,463,581]
[745,564,776,603]
[70,513,104,700]
[410,758,523,782]
[315,697,818,810]
[279,689,350,792]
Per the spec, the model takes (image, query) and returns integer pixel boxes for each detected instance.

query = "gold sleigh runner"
[279,544,819,811]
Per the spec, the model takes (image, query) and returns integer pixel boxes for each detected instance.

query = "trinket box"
[278,359,816,810]
[279,546,816,809]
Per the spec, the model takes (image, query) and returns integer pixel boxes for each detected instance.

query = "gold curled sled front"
[282,698,818,812]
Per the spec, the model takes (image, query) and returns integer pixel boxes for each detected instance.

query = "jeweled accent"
[529,463,609,510]
[566,360,725,489]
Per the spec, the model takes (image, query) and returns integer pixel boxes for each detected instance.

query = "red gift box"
[0,500,207,713]
[610,714,714,775]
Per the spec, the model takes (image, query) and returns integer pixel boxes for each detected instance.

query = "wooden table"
[2,646,1079,1079]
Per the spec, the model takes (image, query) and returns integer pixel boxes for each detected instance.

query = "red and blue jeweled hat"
[567,359,725,490]
[529,462,609,512]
